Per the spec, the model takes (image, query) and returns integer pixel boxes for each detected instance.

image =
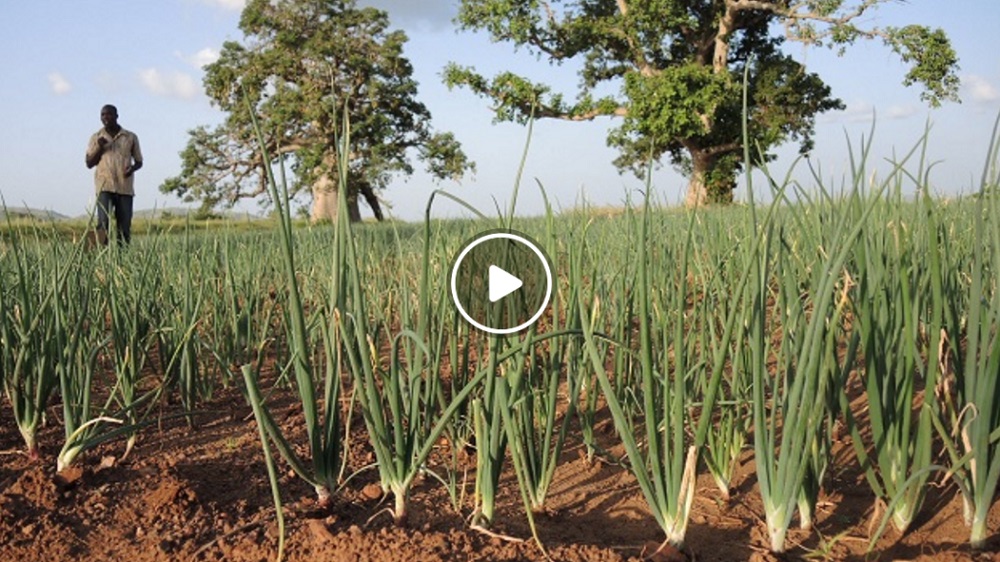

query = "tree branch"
[714,2,738,72]
[730,0,885,44]
[613,0,657,77]
[535,105,629,121]
[732,0,878,22]
[702,142,742,157]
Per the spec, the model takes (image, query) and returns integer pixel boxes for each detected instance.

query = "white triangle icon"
[488,265,523,303]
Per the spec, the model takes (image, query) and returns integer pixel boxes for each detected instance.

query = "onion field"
[2,130,999,561]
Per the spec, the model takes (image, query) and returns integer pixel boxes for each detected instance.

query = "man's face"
[101,106,118,129]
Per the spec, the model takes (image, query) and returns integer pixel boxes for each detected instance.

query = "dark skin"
[87,105,143,176]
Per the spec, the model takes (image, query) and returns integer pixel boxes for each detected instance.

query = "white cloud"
[47,72,72,95]
[178,47,220,69]
[137,68,199,100]
[886,104,918,120]
[198,0,245,11]
[963,74,999,104]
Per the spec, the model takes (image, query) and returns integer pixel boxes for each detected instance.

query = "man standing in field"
[85,104,142,244]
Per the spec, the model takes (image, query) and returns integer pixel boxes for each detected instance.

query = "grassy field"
[2,129,999,560]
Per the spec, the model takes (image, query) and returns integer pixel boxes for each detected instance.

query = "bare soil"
[2,383,998,562]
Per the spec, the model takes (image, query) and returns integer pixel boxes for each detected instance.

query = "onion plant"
[465,118,538,531]
[745,155,881,552]
[157,225,207,426]
[576,189,749,548]
[463,303,527,528]
[102,243,162,456]
[504,286,576,515]
[702,324,751,503]
[210,230,279,384]
[474,331,527,523]
[933,115,1000,549]
[470,365,505,528]
[54,258,124,471]
[500,347,574,516]
[567,205,641,466]
[238,106,343,509]
[842,176,941,534]
[690,216,753,502]
[0,224,80,459]
[329,136,495,525]
[331,182,440,523]
[479,195,576,544]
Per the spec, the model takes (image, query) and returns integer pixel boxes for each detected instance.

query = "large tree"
[162,0,474,221]
[444,0,959,206]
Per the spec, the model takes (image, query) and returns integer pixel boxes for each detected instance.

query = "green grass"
[1,152,998,558]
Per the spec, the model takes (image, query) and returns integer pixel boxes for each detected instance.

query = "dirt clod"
[361,482,383,501]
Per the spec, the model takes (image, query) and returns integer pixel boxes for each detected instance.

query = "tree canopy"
[444,0,959,205]
[161,0,474,221]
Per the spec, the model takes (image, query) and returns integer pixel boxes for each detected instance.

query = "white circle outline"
[450,231,553,335]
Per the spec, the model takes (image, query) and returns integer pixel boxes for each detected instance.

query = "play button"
[488,265,522,303]
[451,230,553,334]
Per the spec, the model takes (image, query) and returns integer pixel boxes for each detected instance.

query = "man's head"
[100,104,119,131]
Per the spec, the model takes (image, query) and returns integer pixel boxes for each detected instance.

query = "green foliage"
[161,0,474,219]
[622,64,731,144]
[447,0,959,204]
[883,26,960,107]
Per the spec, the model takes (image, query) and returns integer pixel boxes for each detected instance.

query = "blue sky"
[1,0,997,221]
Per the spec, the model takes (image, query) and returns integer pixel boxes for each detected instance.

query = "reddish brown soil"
[2,384,998,562]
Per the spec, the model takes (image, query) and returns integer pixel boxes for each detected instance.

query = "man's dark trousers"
[97,191,134,244]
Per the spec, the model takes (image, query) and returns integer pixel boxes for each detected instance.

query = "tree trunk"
[684,150,711,208]
[311,180,361,223]
[309,152,361,223]
[359,183,384,221]
[684,148,735,208]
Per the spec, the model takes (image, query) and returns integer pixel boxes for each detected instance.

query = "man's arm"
[125,134,143,177]
[86,137,108,169]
